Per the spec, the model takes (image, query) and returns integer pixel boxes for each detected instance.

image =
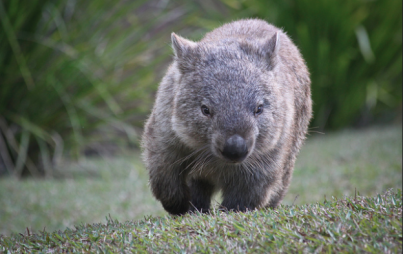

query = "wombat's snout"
[221,134,248,162]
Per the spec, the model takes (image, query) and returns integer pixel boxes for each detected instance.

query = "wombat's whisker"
[240,163,254,176]
[308,130,325,135]
[197,154,214,176]
[190,150,211,175]
[173,145,210,166]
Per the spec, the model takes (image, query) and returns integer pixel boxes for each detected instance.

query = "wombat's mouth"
[218,149,249,164]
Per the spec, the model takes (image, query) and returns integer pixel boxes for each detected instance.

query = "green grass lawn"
[285,124,402,205]
[0,125,401,236]
[1,189,401,252]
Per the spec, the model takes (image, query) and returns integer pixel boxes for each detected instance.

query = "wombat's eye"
[254,105,263,116]
[201,105,210,116]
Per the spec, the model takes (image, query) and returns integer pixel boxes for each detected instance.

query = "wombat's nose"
[221,134,248,162]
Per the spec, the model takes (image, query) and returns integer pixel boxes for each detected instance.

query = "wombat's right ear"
[171,33,197,58]
[263,32,280,69]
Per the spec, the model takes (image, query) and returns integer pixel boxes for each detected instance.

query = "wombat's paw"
[220,203,256,213]
[162,200,190,215]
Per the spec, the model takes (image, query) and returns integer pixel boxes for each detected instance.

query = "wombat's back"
[202,19,279,41]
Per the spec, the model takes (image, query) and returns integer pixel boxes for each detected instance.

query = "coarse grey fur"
[142,19,312,215]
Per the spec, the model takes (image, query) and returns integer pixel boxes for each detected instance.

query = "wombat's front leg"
[188,178,215,213]
[149,165,190,215]
[220,178,269,212]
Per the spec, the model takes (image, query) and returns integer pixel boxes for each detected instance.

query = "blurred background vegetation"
[0,0,401,235]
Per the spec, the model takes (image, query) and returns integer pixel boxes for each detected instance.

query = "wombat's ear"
[263,32,280,69]
[171,33,197,58]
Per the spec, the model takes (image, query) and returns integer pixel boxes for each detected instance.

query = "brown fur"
[142,19,312,215]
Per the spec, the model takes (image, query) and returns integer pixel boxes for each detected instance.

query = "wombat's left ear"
[263,32,280,69]
[171,33,197,58]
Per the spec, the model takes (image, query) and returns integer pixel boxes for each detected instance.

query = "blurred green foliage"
[0,0,189,176]
[0,0,401,177]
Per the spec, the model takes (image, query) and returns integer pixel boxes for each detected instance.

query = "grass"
[285,124,402,205]
[0,189,401,252]
[0,153,163,235]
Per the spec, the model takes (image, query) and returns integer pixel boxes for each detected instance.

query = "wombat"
[142,19,312,215]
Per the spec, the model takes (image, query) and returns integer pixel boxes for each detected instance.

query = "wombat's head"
[171,32,291,164]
